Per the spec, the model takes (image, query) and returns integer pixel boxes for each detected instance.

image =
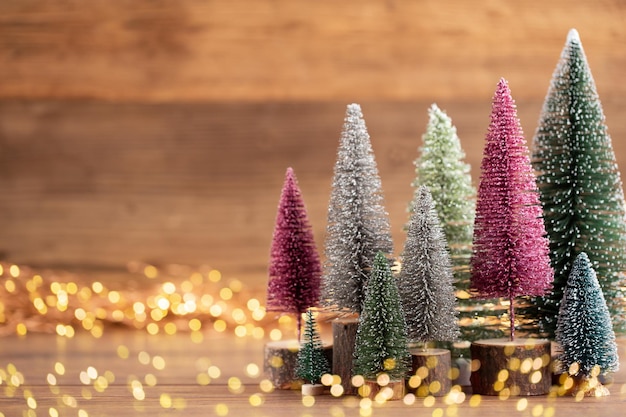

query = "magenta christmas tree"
[471,79,553,341]
[267,167,322,338]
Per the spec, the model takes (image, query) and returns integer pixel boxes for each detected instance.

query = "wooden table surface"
[0,330,624,417]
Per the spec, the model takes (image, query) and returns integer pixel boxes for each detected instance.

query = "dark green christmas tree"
[531,29,626,337]
[555,252,619,378]
[353,252,410,381]
[295,310,331,385]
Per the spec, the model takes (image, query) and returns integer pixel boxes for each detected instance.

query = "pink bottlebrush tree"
[267,167,322,339]
[471,79,553,341]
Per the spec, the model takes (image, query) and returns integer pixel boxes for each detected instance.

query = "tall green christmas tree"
[353,252,410,381]
[410,105,502,345]
[322,104,394,314]
[555,252,619,379]
[531,29,626,337]
[295,310,331,385]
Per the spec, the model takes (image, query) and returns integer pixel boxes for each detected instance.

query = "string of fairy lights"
[0,261,279,340]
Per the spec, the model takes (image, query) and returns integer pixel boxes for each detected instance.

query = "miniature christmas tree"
[531,29,626,337]
[411,104,475,255]
[471,78,553,341]
[295,310,331,386]
[322,104,394,314]
[555,252,619,384]
[353,252,410,381]
[410,104,502,347]
[399,185,459,346]
[267,167,322,339]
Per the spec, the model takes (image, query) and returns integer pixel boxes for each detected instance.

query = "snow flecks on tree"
[471,78,553,341]
[531,28,626,337]
[353,252,410,381]
[295,310,331,385]
[398,185,459,345]
[410,104,503,346]
[322,103,394,314]
[411,104,475,254]
[555,252,619,379]
[267,167,322,339]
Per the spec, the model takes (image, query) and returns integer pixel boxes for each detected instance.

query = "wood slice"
[264,339,302,390]
[360,379,405,400]
[263,339,333,390]
[470,338,551,396]
[408,348,452,397]
[332,317,359,395]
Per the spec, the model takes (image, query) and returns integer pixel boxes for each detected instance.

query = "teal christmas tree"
[398,186,459,345]
[322,104,394,314]
[555,253,619,383]
[531,29,626,337]
[295,310,331,385]
[353,252,410,381]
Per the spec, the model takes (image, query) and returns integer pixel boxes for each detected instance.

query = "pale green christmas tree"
[411,104,503,346]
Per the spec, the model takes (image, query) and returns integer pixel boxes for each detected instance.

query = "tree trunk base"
[264,339,333,389]
[332,317,359,395]
[360,379,405,400]
[470,338,551,396]
[264,339,302,390]
[408,348,452,397]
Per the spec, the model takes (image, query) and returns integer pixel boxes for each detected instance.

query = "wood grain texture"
[409,348,452,397]
[0,1,624,102]
[1,99,625,288]
[0,331,624,416]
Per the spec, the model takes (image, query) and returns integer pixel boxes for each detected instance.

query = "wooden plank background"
[0,1,625,288]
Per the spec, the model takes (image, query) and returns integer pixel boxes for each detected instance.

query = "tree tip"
[567,28,580,44]
[347,103,362,112]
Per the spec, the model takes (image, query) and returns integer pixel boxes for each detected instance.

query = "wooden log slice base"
[264,340,333,390]
[408,348,452,397]
[264,339,302,390]
[332,317,359,395]
[360,379,405,401]
[470,338,551,396]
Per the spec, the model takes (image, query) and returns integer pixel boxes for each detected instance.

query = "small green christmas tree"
[531,29,626,337]
[295,310,331,385]
[555,252,619,380]
[353,252,410,381]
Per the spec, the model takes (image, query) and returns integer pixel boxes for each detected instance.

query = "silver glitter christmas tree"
[321,104,393,314]
[399,186,459,345]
